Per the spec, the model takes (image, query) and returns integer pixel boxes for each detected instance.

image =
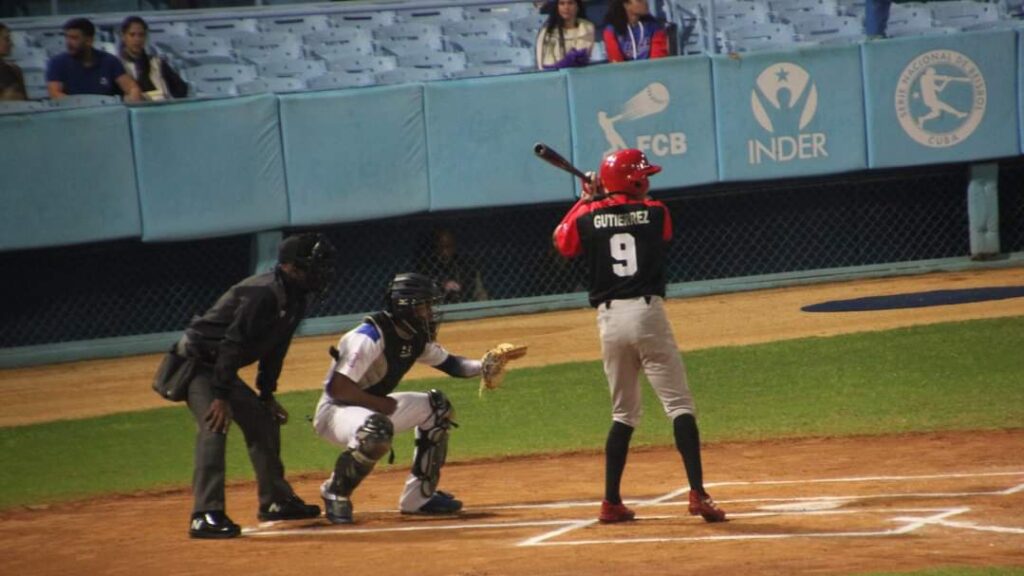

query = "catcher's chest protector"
[363,312,427,397]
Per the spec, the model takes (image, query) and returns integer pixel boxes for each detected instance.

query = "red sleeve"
[650,28,669,59]
[553,199,592,258]
[603,27,625,62]
[645,199,672,241]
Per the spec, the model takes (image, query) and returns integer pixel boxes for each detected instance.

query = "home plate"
[759,500,847,512]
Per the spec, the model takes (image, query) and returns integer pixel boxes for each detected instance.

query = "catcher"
[312,272,526,523]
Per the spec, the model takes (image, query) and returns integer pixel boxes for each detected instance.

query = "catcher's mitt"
[479,343,528,395]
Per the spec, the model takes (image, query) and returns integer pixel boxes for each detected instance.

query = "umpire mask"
[279,233,337,296]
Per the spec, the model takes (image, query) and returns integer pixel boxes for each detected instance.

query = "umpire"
[178,233,336,539]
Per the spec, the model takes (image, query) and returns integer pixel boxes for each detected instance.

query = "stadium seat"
[376,67,448,85]
[8,30,34,48]
[509,15,547,39]
[185,63,258,85]
[328,11,397,30]
[157,36,235,65]
[311,42,377,61]
[395,7,466,24]
[258,59,327,80]
[238,44,303,65]
[768,0,840,22]
[930,1,1001,28]
[303,27,374,51]
[324,54,398,74]
[37,33,67,57]
[190,79,239,97]
[449,36,514,53]
[190,18,259,39]
[397,52,468,73]
[146,21,190,39]
[790,14,862,37]
[465,3,537,21]
[721,22,800,51]
[261,15,331,35]
[374,22,444,42]
[307,71,376,90]
[464,46,533,68]
[713,0,772,28]
[442,18,513,40]
[237,76,307,94]
[379,37,446,56]
[0,100,49,114]
[10,47,48,71]
[837,0,866,17]
[51,94,121,108]
[450,64,522,79]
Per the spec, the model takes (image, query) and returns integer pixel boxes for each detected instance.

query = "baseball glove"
[479,343,528,395]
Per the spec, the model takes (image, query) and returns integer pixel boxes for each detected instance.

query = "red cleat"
[688,489,726,522]
[598,500,636,524]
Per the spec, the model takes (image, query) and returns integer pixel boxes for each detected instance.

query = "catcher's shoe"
[189,511,241,539]
[688,489,726,523]
[598,500,636,524]
[322,495,354,525]
[258,495,322,521]
[403,491,463,515]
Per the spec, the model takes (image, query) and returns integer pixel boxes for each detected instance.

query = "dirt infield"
[2,430,1022,575]
[1,267,1023,575]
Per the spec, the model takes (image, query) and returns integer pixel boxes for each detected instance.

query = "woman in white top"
[119,16,188,100]
[535,0,595,70]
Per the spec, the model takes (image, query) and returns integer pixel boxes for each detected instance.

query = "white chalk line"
[244,519,572,537]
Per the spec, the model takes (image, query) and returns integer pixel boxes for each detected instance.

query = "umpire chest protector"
[363,312,428,397]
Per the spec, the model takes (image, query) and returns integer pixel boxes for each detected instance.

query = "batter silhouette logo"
[747,62,828,165]
[895,50,986,148]
[597,82,686,158]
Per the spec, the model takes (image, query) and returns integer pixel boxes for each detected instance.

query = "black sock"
[604,421,634,505]
[673,413,704,494]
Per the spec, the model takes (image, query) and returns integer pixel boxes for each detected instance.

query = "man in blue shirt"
[45,18,141,101]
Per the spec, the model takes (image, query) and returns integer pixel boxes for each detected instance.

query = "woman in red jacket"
[602,0,669,62]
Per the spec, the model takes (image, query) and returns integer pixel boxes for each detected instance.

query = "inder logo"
[748,62,827,165]
[597,82,687,158]
[895,50,986,148]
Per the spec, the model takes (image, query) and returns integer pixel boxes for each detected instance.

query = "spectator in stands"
[535,0,595,70]
[417,228,489,304]
[119,16,188,100]
[46,18,142,102]
[602,0,669,62]
[865,0,893,38]
[0,23,28,101]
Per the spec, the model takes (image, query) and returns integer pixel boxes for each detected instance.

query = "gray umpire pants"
[186,367,295,514]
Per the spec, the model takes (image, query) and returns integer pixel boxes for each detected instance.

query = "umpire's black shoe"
[189,511,241,539]
[258,495,321,521]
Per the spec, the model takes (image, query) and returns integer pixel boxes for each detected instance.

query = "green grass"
[0,316,1021,509]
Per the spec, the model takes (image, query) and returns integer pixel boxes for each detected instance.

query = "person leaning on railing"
[118,16,188,101]
[602,0,668,62]
[0,23,27,101]
[535,0,595,70]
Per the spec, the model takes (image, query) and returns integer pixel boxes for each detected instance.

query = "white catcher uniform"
[313,320,480,512]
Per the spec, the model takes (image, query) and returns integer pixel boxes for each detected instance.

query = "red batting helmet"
[599,149,662,197]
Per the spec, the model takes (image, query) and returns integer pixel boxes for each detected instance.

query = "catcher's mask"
[599,148,662,198]
[278,233,337,296]
[386,272,443,340]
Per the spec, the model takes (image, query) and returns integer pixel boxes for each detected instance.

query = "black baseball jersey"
[554,194,672,307]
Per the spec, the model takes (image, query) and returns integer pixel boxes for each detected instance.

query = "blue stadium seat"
[465,3,537,21]
[376,67,448,85]
[449,36,514,53]
[307,71,376,90]
[464,46,533,68]
[837,0,866,17]
[328,11,397,30]
[324,55,398,74]
[397,52,468,73]
[261,15,332,35]
[146,21,191,39]
[8,30,35,49]
[10,46,48,72]
[450,64,522,79]
[258,59,327,80]
[721,22,800,51]
[237,76,307,94]
[238,43,304,65]
[51,94,121,108]
[930,1,1001,28]
[509,15,547,40]
[442,18,513,41]
[303,27,374,52]
[0,100,49,114]
[37,33,67,57]
[190,18,259,39]
[768,0,840,22]
[374,22,444,42]
[185,63,258,85]
[190,79,239,98]
[712,0,772,28]
[379,37,446,56]
[311,42,377,61]
[790,14,862,37]
[157,36,235,65]
[395,7,466,24]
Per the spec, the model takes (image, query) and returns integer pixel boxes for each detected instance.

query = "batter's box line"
[518,508,971,548]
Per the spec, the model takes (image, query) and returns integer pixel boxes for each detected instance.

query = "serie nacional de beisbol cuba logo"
[748,62,828,165]
[895,49,986,148]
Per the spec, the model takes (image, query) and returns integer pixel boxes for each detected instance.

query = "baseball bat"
[533,143,591,183]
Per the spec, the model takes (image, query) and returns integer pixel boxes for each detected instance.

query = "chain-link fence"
[1,158,1011,350]
[999,157,1024,254]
